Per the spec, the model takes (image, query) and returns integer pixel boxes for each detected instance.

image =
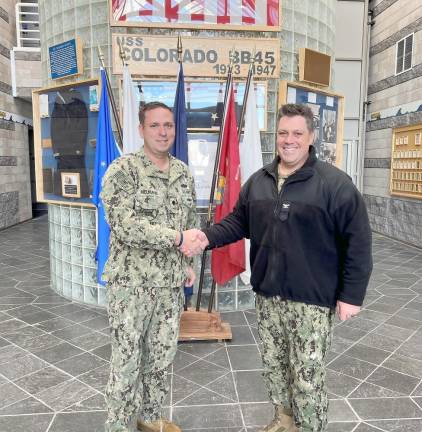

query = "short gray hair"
[277,103,315,132]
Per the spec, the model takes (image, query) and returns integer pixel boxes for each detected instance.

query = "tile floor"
[0,215,422,432]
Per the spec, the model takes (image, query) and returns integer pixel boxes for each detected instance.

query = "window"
[396,34,414,75]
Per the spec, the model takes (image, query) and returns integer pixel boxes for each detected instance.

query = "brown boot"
[137,418,182,432]
[258,406,297,432]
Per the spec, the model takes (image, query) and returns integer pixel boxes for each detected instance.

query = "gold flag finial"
[177,35,183,63]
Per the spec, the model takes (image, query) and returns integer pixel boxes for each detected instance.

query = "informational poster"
[188,133,218,206]
[48,38,83,80]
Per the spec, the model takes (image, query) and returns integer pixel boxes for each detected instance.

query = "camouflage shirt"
[100,147,197,287]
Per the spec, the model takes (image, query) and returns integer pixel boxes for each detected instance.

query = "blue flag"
[92,69,121,285]
[170,63,188,164]
[170,64,192,297]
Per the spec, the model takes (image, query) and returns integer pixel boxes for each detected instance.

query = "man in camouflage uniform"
[101,102,202,432]
[200,104,373,431]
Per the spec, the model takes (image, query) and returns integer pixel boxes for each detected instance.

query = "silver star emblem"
[211,113,218,121]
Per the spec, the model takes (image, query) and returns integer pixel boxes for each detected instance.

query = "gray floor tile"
[234,371,268,403]
[328,354,377,381]
[18,310,59,325]
[36,378,97,411]
[0,381,29,409]
[34,341,85,364]
[172,374,203,405]
[366,366,420,395]
[384,353,422,379]
[80,315,110,330]
[78,364,110,392]
[367,418,422,432]
[221,311,248,326]
[51,323,93,341]
[69,331,111,351]
[55,352,108,377]
[385,315,422,330]
[343,343,390,365]
[202,346,231,369]
[0,396,53,415]
[173,404,243,430]
[328,399,359,422]
[326,370,361,397]
[0,344,29,365]
[176,359,229,387]
[14,366,71,395]
[359,332,403,352]
[349,381,403,398]
[35,316,76,333]
[63,393,106,412]
[241,402,273,427]
[49,411,106,432]
[0,413,53,432]
[0,353,48,380]
[229,325,257,345]
[349,397,422,420]
[227,345,262,370]
[326,423,357,432]
[91,343,111,361]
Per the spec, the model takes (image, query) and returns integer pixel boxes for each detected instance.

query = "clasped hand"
[178,229,209,257]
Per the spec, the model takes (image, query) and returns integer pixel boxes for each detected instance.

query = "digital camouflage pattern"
[256,294,334,432]
[101,148,197,431]
[100,147,197,288]
[105,284,184,431]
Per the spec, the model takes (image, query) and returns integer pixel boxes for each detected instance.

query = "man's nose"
[158,125,167,135]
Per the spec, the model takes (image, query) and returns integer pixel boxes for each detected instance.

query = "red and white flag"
[211,82,245,286]
[112,0,279,27]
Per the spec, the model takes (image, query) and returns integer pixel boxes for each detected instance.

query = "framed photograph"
[120,79,268,131]
[109,0,281,32]
[32,78,100,206]
[279,81,345,167]
[61,172,81,198]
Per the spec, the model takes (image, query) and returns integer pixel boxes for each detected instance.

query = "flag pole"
[176,35,192,312]
[97,46,123,150]
[196,49,235,312]
[237,52,255,142]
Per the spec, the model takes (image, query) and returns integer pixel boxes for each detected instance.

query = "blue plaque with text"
[49,39,81,80]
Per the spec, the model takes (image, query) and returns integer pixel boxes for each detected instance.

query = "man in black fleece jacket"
[197,104,373,432]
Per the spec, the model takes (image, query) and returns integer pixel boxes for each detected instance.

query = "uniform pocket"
[135,192,163,220]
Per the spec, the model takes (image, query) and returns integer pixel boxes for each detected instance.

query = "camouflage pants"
[105,284,184,432]
[256,295,334,432]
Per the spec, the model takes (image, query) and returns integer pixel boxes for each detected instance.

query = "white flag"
[239,82,263,285]
[122,64,143,154]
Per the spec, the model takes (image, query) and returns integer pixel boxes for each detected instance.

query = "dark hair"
[138,101,173,125]
[277,103,315,132]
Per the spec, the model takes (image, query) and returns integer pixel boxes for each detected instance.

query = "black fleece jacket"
[204,147,373,308]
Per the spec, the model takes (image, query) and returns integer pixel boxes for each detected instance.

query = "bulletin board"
[278,81,345,168]
[390,123,422,199]
[32,78,100,206]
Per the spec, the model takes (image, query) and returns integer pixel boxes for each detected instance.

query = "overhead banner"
[110,0,281,32]
[112,34,280,78]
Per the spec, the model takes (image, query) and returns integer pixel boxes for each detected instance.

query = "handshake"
[175,229,209,257]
